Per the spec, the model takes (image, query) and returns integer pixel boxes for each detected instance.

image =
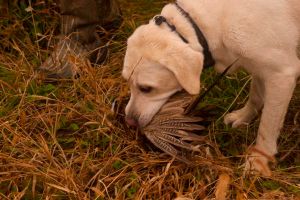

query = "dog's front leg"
[224,76,264,127]
[245,75,296,176]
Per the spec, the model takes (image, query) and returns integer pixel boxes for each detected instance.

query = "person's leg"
[96,0,122,30]
[0,0,8,16]
[39,0,121,78]
[60,0,99,43]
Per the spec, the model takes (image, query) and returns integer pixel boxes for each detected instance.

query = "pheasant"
[141,91,216,163]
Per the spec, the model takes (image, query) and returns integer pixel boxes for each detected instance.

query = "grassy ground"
[0,0,299,199]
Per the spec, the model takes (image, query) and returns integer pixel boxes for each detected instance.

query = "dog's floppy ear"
[127,23,204,94]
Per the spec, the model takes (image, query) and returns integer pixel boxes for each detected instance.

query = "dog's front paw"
[224,107,256,128]
[244,147,276,177]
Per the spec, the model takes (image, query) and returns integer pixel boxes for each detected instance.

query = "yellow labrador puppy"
[122,0,300,176]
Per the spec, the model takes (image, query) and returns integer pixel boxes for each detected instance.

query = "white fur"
[123,0,300,176]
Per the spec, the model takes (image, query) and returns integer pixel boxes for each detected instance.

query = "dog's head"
[122,21,204,127]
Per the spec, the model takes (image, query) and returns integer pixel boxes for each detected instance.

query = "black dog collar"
[154,15,189,44]
[153,2,215,69]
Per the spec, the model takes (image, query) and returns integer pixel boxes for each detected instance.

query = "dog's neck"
[160,4,202,51]
[159,3,214,68]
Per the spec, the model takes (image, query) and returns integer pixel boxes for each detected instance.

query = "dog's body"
[123,0,300,175]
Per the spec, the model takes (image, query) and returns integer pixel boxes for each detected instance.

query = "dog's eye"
[138,85,153,93]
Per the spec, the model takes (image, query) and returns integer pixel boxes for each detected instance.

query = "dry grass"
[0,0,299,199]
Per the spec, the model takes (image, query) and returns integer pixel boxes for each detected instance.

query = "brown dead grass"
[0,0,299,199]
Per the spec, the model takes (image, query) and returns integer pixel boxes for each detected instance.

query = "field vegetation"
[0,0,299,199]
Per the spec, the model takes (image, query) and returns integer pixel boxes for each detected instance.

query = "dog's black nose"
[125,116,138,127]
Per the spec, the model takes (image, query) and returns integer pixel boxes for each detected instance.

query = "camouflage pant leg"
[0,0,8,16]
[96,0,122,29]
[59,0,121,44]
[39,0,121,79]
